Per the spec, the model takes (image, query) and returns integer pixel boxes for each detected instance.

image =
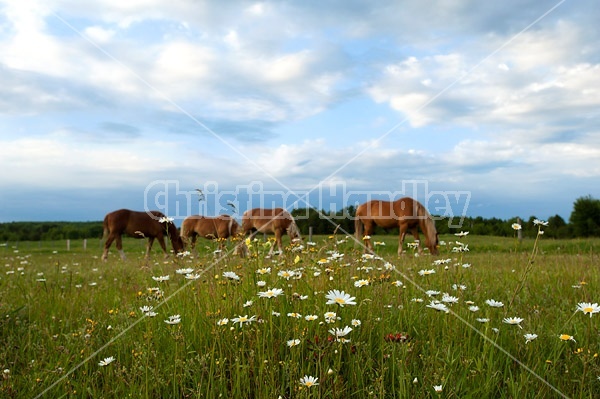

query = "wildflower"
[158,216,174,224]
[511,223,522,230]
[176,250,191,258]
[426,301,449,313]
[354,279,369,288]
[305,315,318,321]
[411,298,424,303]
[524,333,538,344]
[576,302,600,318]
[324,311,338,323]
[418,269,436,276]
[216,318,229,326]
[98,356,115,366]
[287,312,302,319]
[299,375,319,388]
[559,334,576,342]
[258,288,284,298]
[351,319,361,327]
[468,306,480,312]
[461,263,471,268]
[374,241,385,246]
[454,231,469,237]
[232,315,257,327]
[287,339,301,347]
[317,258,329,265]
[533,219,549,226]
[272,311,281,317]
[452,284,467,291]
[503,317,524,328]
[164,315,181,325]
[223,271,240,281]
[176,268,194,275]
[329,326,353,340]
[277,270,296,280]
[362,253,375,260]
[139,305,154,314]
[185,273,201,280]
[257,280,266,287]
[325,289,357,307]
[152,275,170,282]
[476,318,489,323]
[256,267,271,275]
[485,299,504,308]
[362,235,371,240]
[243,300,253,308]
[425,290,440,296]
[392,280,403,287]
[441,294,459,304]
[434,384,443,393]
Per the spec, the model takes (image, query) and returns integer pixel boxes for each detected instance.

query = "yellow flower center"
[335,298,346,304]
[584,307,593,313]
[559,334,572,341]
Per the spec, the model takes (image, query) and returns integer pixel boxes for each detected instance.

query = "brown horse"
[181,215,241,250]
[101,209,184,261]
[355,197,439,255]
[241,208,301,254]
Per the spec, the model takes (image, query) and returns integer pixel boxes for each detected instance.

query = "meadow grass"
[1,232,599,398]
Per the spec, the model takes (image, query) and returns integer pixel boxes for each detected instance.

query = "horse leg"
[398,226,406,256]
[156,236,169,258]
[102,233,116,261]
[363,221,374,253]
[115,235,126,260]
[411,227,422,254]
[145,237,155,259]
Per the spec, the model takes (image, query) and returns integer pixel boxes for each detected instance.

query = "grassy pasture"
[1,232,599,398]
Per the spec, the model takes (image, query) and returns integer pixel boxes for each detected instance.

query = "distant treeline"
[1,195,598,241]
[0,221,105,242]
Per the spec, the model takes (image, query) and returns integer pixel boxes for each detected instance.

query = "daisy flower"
[287,339,301,347]
[164,315,181,325]
[324,311,338,323]
[533,219,549,226]
[524,333,538,344]
[185,273,201,280]
[255,267,271,275]
[503,317,524,328]
[325,289,357,307]
[351,319,361,327]
[441,294,459,304]
[223,271,240,281]
[329,325,353,340]
[216,318,229,326]
[559,334,576,342]
[418,269,436,276]
[468,306,480,312]
[476,318,490,323]
[176,268,194,275]
[98,356,115,367]
[158,216,174,224]
[454,231,469,237]
[485,299,504,308]
[232,315,257,327]
[277,270,296,280]
[258,288,284,298]
[433,384,443,392]
[299,375,319,388]
[304,315,318,321]
[392,280,403,287]
[152,275,170,282]
[426,301,449,313]
[354,279,369,288]
[576,302,600,318]
[287,312,302,318]
[511,223,522,230]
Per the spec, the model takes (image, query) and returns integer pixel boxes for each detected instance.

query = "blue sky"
[1,0,599,226]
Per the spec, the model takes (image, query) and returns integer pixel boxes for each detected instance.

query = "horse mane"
[415,201,437,247]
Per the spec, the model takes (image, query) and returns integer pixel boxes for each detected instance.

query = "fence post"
[83,239,87,251]
[308,226,313,243]
[517,218,523,242]
[66,239,70,251]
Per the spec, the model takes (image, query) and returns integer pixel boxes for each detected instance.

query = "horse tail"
[416,201,438,252]
[102,214,109,240]
[355,213,363,241]
[227,216,234,237]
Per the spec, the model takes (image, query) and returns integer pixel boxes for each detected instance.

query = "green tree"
[569,195,600,237]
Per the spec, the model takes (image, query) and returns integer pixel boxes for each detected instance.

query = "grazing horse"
[241,208,301,254]
[181,215,241,251]
[101,209,184,261]
[355,197,439,255]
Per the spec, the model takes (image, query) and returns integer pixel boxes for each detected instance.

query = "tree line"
[1,196,599,242]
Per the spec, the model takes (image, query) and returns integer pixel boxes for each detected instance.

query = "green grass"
[1,232,600,398]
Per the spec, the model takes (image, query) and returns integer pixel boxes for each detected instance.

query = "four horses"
[242,207,301,254]
[181,214,241,250]
[100,196,439,260]
[355,197,439,256]
[101,209,184,261]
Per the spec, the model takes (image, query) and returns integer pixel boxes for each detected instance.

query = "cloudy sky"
[1,0,599,225]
